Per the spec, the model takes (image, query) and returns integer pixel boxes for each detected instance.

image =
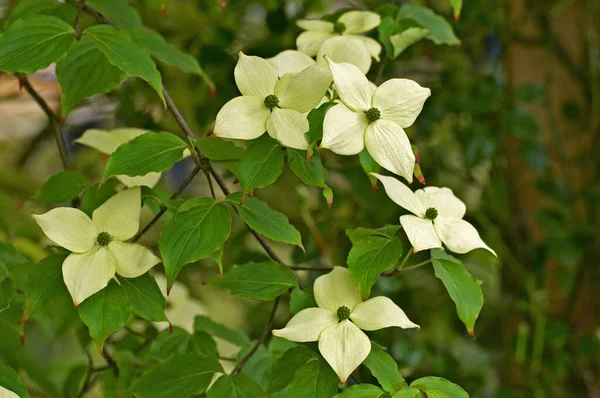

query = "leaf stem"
[398,259,432,272]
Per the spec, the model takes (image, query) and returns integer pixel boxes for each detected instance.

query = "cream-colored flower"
[214,52,332,150]
[32,187,160,305]
[75,128,162,188]
[321,57,430,182]
[297,11,382,73]
[0,386,19,398]
[372,173,497,256]
[273,267,418,383]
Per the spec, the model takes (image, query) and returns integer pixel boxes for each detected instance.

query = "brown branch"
[19,75,70,170]
[132,165,202,242]
[232,296,281,375]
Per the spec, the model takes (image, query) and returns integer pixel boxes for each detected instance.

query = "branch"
[19,75,70,170]
[232,296,280,375]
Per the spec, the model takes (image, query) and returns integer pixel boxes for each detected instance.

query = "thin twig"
[73,0,85,39]
[132,165,202,242]
[374,56,388,85]
[204,169,216,199]
[288,266,332,272]
[19,75,70,170]
[232,296,281,374]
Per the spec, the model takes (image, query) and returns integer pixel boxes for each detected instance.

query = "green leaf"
[289,287,316,315]
[239,138,285,194]
[389,25,429,58]
[3,0,59,27]
[63,365,88,398]
[227,192,304,249]
[211,246,225,278]
[268,346,318,393]
[211,261,297,301]
[189,331,219,358]
[449,0,463,21]
[77,280,129,352]
[0,16,75,74]
[196,137,244,176]
[130,29,214,90]
[305,102,336,145]
[346,225,401,245]
[0,363,29,398]
[0,243,28,269]
[431,249,483,336]
[334,384,386,397]
[129,353,222,398]
[194,315,249,346]
[159,198,231,288]
[56,36,125,117]
[391,388,422,398]
[410,376,468,398]
[397,4,460,45]
[289,358,339,398]
[104,132,187,179]
[150,327,191,358]
[207,374,264,398]
[363,346,406,393]
[120,273,168,322]
[21,254,69,322]
[86,0,144,30]
[37,170,89,204]
[0,277,14,313]
[287,149,328,188]
[359,149,381,188]
[348,236,403,298]
[83,25,165,105]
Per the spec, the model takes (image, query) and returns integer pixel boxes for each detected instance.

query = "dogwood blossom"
[32,187,161,305]
[297,11,382,73]
[321,57,430,182]
[75,128,162,188]
[372,173,497,255]
[0,386,19,398]
[214,52,332,149]
[272,266,418,383]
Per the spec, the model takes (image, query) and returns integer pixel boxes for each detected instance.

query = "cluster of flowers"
[30,9,497,384]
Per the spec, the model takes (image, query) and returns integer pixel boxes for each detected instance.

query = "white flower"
[297,11,382,73]
[266,50,316,77]
[321,58,431,182]
[153,274,205,334]
[214,52,332,150]
[32,187,161,306]
[372,173,497,256]
[75,128,162,188]
[0,386,19,398]
[272,266,418,383]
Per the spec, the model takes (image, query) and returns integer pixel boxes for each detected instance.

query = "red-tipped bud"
[18,315,26,325]
[209,87,216,99]
[371,182,379,191]
[19,334,25,345]
[169,323,173,335]
[240,195,245,205]
[454,13,460,23]
[414,164,426,185]
[59,117,66,126]
[306,151,312,162]
[468,330,475,338]
[323,187,333,207]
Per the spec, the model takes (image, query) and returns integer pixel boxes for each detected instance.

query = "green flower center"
[334,21,346,34]
[264,94,279,110]
[364,107,381,123]
[425,207,438,220]
[337,306,351,321]
[97,232,112,246]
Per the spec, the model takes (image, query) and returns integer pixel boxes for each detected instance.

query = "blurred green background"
[1,0,598,397]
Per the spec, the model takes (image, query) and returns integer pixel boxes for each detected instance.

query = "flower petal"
[353,36,382,61]
[433,217,497,256]
[321,103,367,155]
[32,208,97,253]
[92,186,140,241]
[365,119,415,182]
[234,52,278,99]
[350,296,419,331]
[0,386,20,398]
[214,96,270,141]
[373,78,431,128]
[415,187,466,219]
[318,320,371,383]
[370,173,425,216]
[267,50,316,77]
[75,129,122,155]
[117,172,162,188]
[275,65,332,113]
[266,108,309,150]
[297,19,335,32]
[317,36,372,75]
[338,11,381,34]
[314,266,362,313]
[325,56,372,111]
[297,31,334,57]
[110,128,149,144]
[63,247,116,306]
[272,307,338,342]
[108,241,161,278]
[400,215,442,253]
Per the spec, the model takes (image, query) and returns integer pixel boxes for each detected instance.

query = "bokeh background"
[0,0,598,397]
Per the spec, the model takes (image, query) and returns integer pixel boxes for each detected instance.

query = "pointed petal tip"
[161,7,168,18]
[169,322,173,335]
[209,87,216,99]
[19,334,25,345]
[468,330,475,338]
[73,301,78,309]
